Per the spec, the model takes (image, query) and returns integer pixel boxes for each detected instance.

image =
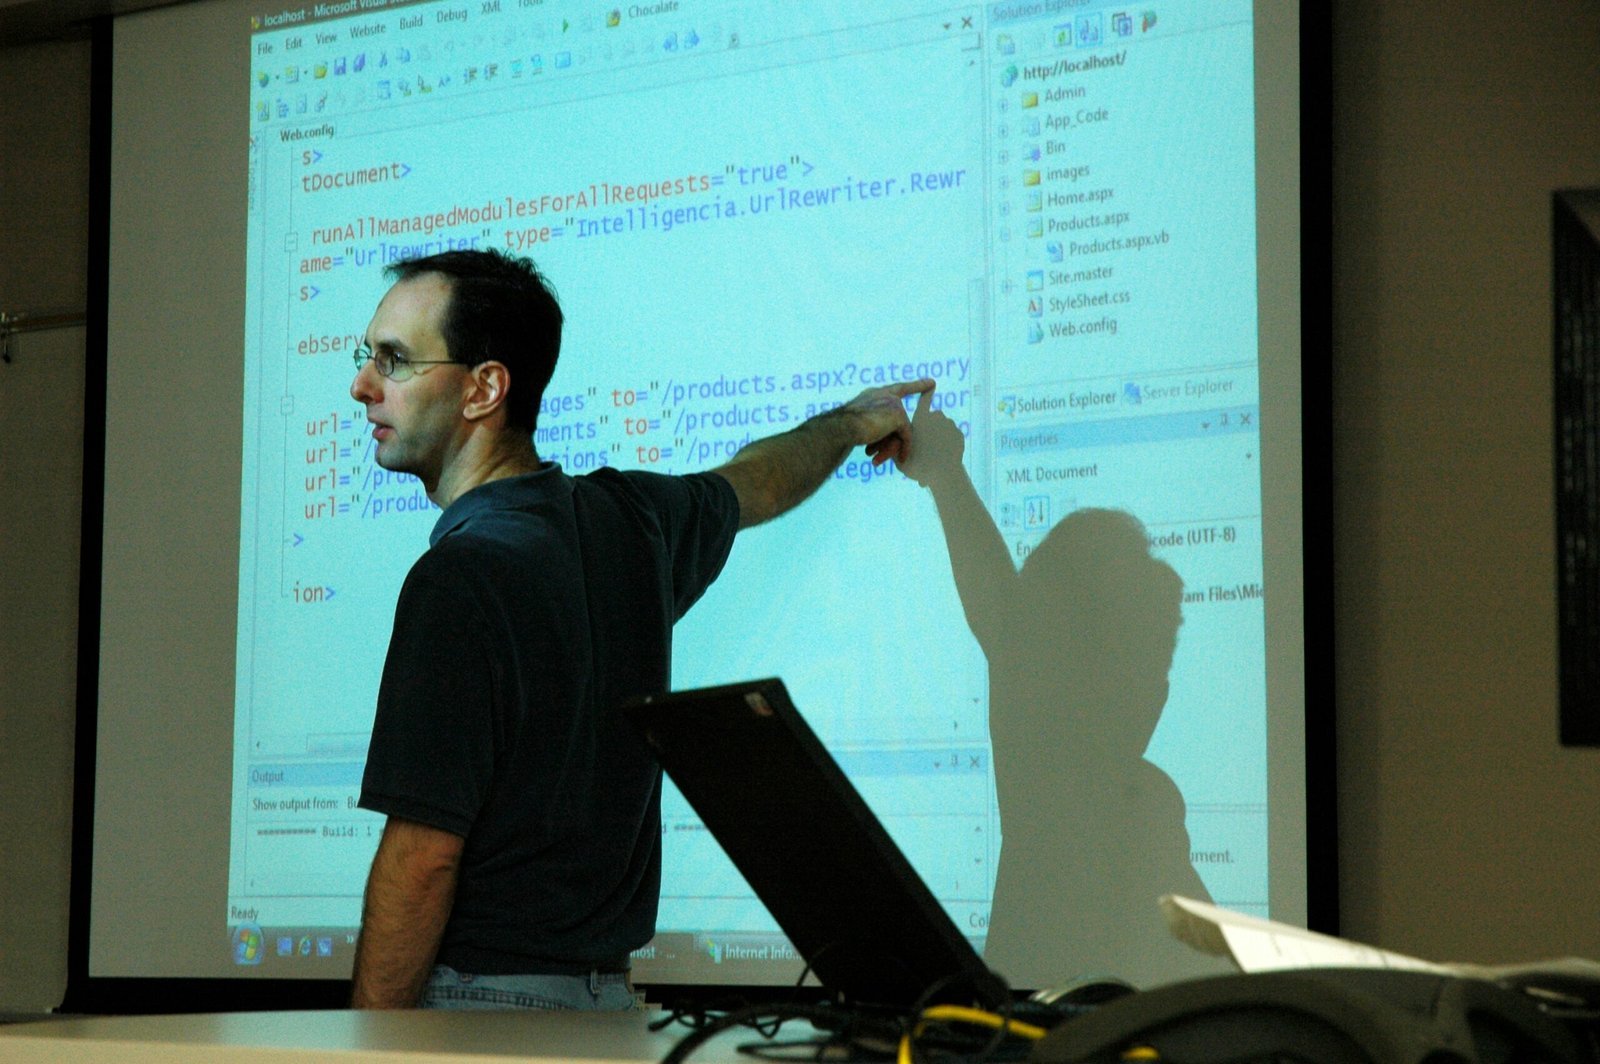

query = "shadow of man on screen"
[902,401,1222,990]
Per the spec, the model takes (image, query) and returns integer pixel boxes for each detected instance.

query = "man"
[347,248,931,1009]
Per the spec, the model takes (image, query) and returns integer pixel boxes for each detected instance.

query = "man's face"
[350,273,470,487]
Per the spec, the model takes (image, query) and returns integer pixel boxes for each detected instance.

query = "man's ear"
[462,361,512,422]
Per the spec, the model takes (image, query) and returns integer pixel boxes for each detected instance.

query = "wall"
[0,37,90,1012]
[8,0,1600,1015]
[1332,0,1600,960]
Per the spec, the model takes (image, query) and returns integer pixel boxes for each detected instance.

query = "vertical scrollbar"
[966,275,992,505]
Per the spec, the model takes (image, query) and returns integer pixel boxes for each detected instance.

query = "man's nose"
[351,360,381,404]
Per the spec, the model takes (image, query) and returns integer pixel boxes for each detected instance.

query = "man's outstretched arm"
[350,816,464,1008]
[711,378,935,529]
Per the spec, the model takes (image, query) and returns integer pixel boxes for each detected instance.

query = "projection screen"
[78,0,1305,1004]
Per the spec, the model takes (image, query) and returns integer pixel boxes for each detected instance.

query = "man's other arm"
[712,378,935,529]
[350,816,464,1008]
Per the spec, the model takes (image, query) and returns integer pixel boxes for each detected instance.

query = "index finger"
[886,377,937,400]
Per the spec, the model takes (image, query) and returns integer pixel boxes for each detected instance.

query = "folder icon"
[1023,170,1040,186]
[1022,92,1038,108]
[1026,218,1044,238]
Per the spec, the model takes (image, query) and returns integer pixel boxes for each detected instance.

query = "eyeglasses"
[352,345,462,382]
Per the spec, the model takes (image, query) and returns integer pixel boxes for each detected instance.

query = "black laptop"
[624,678,1007,1010]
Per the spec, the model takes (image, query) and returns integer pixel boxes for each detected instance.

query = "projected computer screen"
[94,0,1300,995]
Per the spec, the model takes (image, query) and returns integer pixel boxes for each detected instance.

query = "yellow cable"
[917,1004,1049,1040]
[896,1003,1050,1063]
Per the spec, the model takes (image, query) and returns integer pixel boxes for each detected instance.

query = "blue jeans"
[420,964,640,1011]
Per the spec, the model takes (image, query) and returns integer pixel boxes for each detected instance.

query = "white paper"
[1159,894,1451,974]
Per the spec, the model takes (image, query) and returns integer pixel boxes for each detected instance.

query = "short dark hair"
[385,249,562,431]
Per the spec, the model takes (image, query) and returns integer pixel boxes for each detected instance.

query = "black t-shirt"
[358,465,738,974]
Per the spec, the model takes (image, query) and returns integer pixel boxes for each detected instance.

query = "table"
[0,1008,749,1063]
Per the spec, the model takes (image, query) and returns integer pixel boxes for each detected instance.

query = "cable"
[920,1005,1049,1040]
[896,1004,1048,1064]
[658,1002,851,1064]
[899,967,1041,1064]
[654,962,1053,1062]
